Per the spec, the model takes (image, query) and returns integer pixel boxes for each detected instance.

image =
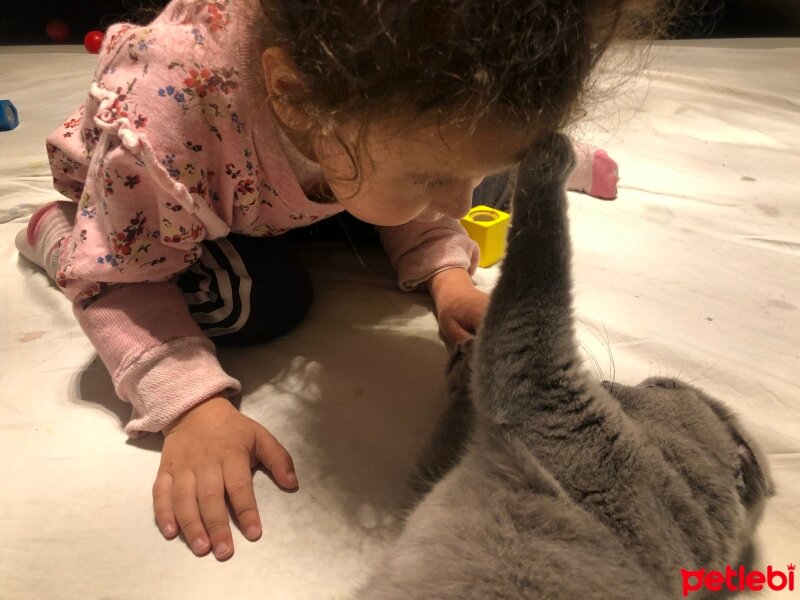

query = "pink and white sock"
[566,143,619,200]
[15,200,77,280]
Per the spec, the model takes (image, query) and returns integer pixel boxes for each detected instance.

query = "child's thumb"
[254,427,299,490]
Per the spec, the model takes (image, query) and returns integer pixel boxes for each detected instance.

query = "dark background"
[1,0,799,45]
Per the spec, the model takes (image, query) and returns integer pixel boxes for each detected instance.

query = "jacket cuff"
[118,336,242,438]
[71,281,241,438]
[379,217,480,292]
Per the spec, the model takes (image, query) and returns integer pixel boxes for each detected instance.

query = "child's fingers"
[172,471,211,557]
[441,317,473,344]
[254,427,298,490]
[196,465,234,561]
[222,457,262,541]
[152,470,178,539]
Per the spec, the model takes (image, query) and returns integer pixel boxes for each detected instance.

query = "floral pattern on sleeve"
[56,138,205,289]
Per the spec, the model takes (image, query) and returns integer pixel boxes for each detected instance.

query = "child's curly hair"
[260,0,678,136]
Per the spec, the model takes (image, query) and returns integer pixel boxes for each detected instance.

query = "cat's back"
[354,437,666,600]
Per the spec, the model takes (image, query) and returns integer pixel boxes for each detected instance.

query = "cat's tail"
[473,133,581,418]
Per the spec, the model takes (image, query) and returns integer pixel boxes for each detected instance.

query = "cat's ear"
[734,432,774,508]
[701,393,774,507]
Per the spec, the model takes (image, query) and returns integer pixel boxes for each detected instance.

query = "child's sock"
[566,144,619,200]
[15,200,77,280]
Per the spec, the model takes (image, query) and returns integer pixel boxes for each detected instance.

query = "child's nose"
[440,180,480,220]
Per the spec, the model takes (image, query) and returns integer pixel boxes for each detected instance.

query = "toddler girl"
[16,0,648,562]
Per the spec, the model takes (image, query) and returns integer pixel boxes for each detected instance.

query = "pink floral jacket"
[45,0,478,438]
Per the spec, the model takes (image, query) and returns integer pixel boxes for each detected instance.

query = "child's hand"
[153,396,298,560]
[427,268,490,344]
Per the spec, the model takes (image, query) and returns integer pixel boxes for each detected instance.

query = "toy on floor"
[460,205,510,268]
[464,143,618,268]
[84,31,105,54]
[0,100,19,131]
[45,19,71,44]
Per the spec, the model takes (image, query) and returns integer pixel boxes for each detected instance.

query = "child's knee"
[208,235,314,346]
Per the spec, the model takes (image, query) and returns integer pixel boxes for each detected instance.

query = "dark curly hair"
[259,0,677,136]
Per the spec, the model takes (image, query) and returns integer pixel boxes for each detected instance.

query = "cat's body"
[352,134,772,599]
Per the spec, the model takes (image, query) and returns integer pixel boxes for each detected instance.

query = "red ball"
[45,19,71,44]
[84,30,105,54]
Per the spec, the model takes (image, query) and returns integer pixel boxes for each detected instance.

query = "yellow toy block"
[460,205,511,268]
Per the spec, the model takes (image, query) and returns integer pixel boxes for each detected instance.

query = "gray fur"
[352,134,772,599]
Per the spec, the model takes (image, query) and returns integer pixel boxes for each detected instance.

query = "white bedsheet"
[1,40,798,599]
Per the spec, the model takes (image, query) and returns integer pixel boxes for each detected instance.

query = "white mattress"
[1,39,798,599]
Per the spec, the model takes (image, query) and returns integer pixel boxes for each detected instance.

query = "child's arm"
[74,280,298,560]
[17,203,292,561]
[378,217,479,292]
[378,217,487,343]
[426,267,489,343]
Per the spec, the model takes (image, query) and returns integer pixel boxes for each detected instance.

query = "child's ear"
[261,46,312,131]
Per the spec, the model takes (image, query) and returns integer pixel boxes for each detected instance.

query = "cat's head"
[605,377,773,554]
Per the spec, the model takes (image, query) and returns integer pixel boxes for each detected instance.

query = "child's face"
[313,117,536,226]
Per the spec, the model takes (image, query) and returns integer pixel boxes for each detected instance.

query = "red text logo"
[682,564,795,596]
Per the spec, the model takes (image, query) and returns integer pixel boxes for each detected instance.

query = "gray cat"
[352,133,772,599]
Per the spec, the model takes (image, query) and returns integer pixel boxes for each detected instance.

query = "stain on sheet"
[767,299,796,311]
[17,331,46,343]
[756,204,780,217]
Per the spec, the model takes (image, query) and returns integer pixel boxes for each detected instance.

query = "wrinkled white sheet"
[1,39,798,599]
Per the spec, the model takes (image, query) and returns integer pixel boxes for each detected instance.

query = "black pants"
[176,173,513,345]
[176,233,314,346]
